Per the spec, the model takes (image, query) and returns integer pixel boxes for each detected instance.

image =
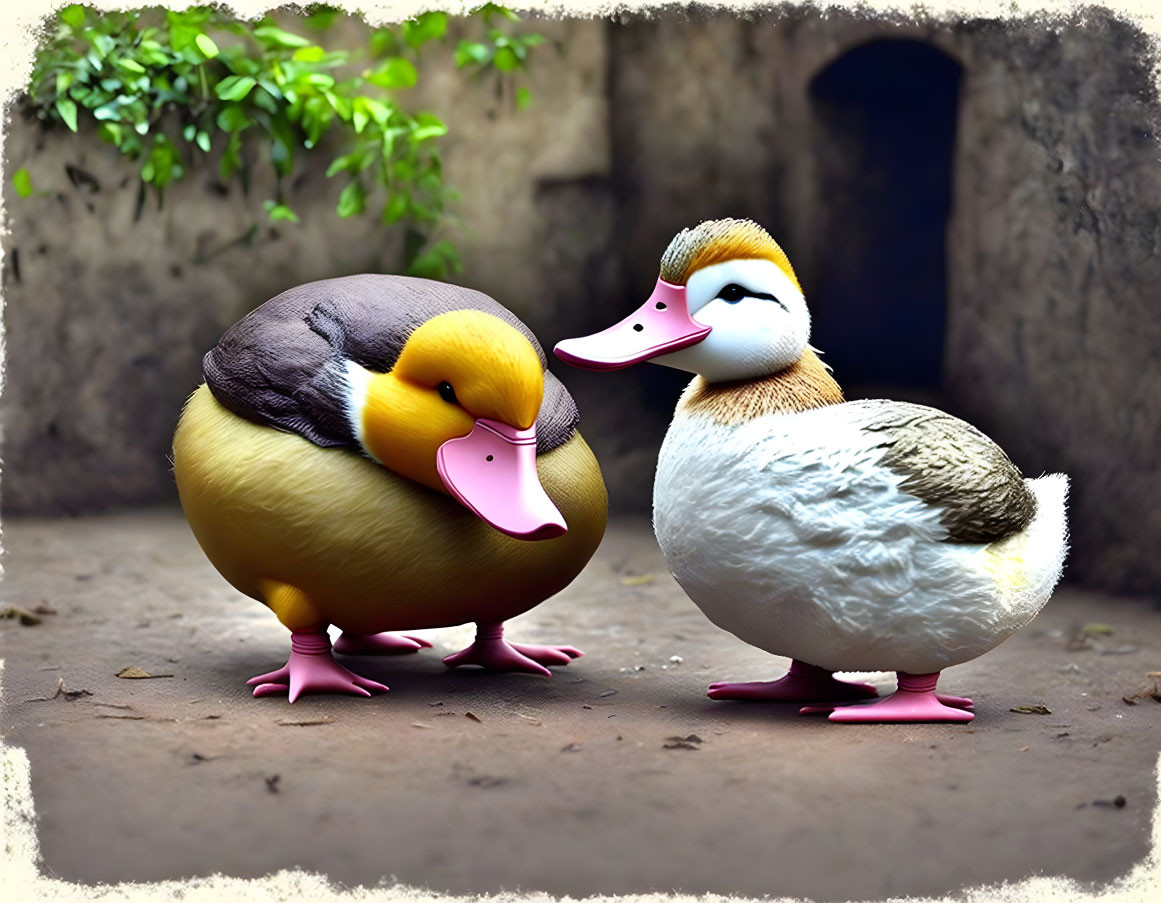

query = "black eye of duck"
[437,381,458,404]
[716,283,788,310]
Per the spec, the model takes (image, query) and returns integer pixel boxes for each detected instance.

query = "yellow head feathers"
[359,310,544,492]
[659,218,801,291]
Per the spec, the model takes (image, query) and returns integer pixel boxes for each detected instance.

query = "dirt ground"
[1,511,1158,902]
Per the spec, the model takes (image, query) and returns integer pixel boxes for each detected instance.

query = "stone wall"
[3,8,1159,594]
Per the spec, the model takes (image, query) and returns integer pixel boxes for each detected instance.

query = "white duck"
[555,218,1069,722]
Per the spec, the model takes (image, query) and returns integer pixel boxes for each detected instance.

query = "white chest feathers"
[653,403,1068,673]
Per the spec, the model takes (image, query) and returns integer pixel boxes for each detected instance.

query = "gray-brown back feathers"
[854,400,1037,544]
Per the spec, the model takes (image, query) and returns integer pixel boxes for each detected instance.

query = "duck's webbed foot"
[248,631,390,703]
[708,660,879,703]
[334,631,432,656]
[443,622,583,677]
[800,672,974,723]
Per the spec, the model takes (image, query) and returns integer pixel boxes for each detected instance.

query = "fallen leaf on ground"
[561,742,582,753]
[465,712,482,723]
[33,602,58,616]
[1010,704,1052,715]
[1122,674,1161,705]
[620,574,655,586]
[116,666,174,679]
[411,722,432,729]
[276,715,334,726]
[265,775,281,794]
[0,606,43,626]
[1081,623,1114,636]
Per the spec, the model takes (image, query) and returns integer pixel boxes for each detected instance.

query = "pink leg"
[800,672,974,723]
[247,630,390,703]
[334,632,432,656]
[708,660,879,703]
[443,622,583,677]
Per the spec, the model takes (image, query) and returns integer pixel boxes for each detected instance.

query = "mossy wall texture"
[3,9,1159,594]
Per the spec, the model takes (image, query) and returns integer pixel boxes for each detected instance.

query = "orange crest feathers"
[659,218,800,291]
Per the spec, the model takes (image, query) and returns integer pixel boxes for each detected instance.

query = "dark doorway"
[808,40,963,400]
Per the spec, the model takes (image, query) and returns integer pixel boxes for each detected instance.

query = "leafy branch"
[17,4,546,278]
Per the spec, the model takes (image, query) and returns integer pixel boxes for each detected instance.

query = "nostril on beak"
[633,324,644,332]
[655,302,667,310]
[485,455,493,462]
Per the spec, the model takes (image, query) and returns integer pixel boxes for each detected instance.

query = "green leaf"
[251,87,278,114]
[91,34,115,59]
[56,97,79,131]
[60,4,86,28]
[98,122,124,147]
[293,45,327,62]
[325,90,352,120]
[183,123,196,141]
[454,41,490,68]
[138,40,169,66]
[356,96,391,126]
[304,73,336,89]
[196,130,211,153]
[402,12,448,48]
[515,85,532,110]
[263,199,300,222]
[195,34,220,59]
[369,28,399,58]
[337,180,365,218]
[115,58,147,74]
[12,167,34,198]
[381,192,407,225]
[412,112,447,142]
[215,75,256,102]
[493,46,520,72]
[215,104,250,133]
[364,58,417,89]
[253,25,310,48]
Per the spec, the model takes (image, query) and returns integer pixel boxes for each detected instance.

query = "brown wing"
[853,400,1036,544]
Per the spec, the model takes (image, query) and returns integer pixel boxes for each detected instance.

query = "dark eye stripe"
[716,283,787,310]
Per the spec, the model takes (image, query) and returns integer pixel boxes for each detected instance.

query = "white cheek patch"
[685,258,805,316]
[342,359,373,451]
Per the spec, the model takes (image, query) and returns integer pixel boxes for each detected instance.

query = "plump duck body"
[655,373,1068,676]
[557,218,1069,722]
[175,385,605,635]
[175,274,607,701]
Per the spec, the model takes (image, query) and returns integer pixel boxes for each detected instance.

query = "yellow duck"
[173,274,607,702]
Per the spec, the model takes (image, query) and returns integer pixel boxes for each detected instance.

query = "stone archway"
[807,39,963,400]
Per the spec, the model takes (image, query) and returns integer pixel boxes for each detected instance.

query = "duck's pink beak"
[553,278,711,371]
[436,418,567,541]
